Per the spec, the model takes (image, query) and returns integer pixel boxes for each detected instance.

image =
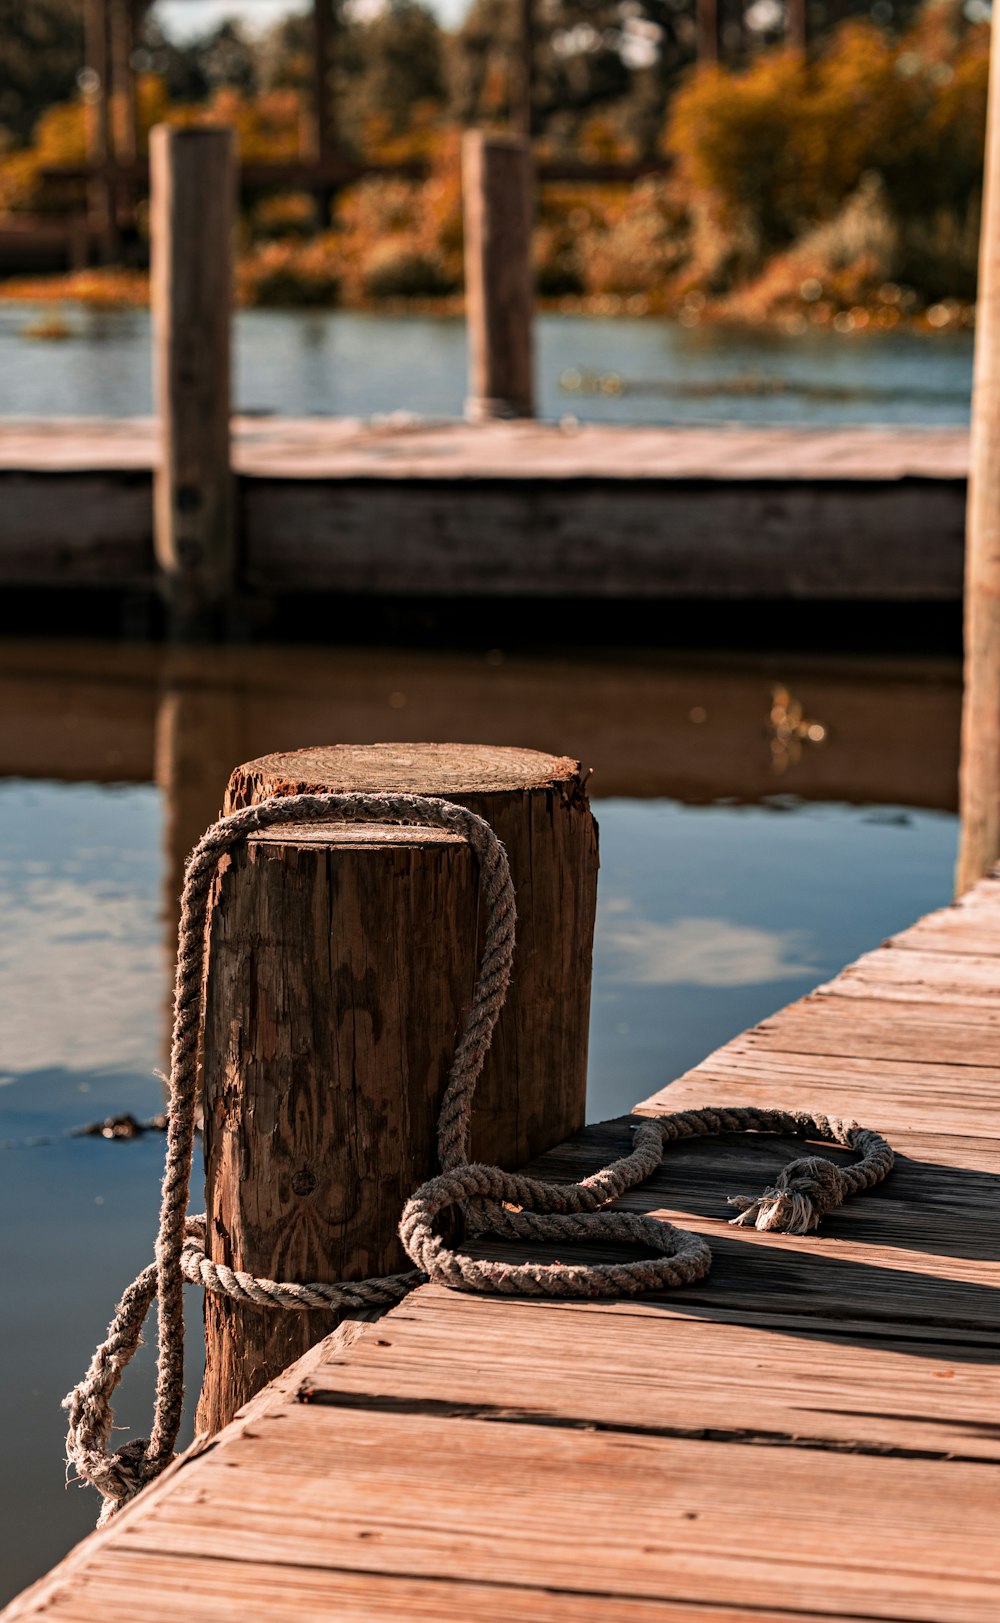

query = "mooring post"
[957,10,1000,895]
[150,125,236,640]
[462,131,535,420]
[197,743,598,1431]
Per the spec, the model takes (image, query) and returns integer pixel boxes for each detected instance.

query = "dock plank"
[5,873,999,1622]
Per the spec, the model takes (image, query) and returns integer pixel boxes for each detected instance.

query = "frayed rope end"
[726,1155,849,1235]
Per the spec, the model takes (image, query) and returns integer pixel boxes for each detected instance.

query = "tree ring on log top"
[225,742,586,807]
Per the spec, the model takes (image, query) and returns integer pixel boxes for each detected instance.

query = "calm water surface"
[0,641,961,1600]
[0,305,975,426]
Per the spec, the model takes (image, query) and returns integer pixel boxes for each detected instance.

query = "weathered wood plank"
[103,1412,1000,1622]
[4,1552,832,1623]
[0,420,971,480]
[241,478,965,601]
[302,1284,1000,1459]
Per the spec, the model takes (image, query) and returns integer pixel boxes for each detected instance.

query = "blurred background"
[0,0,984,418]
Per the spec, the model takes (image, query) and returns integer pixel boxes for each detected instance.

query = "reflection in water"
[0,637,962,1603]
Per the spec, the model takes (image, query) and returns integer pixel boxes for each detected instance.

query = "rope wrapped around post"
[64,792,894,1525]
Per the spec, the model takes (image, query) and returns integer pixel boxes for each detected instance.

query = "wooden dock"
[6,868,998,1621]
[0,418,969,601]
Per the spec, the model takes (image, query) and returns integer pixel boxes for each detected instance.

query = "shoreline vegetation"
[1,271,975,339]
[0,4,985,336]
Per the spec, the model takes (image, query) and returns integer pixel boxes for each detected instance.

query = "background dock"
[0,419,969,603]
[6,868,997,1622]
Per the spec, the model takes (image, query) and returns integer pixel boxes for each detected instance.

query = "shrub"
[360,240,451,298]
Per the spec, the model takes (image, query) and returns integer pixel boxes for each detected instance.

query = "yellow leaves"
[665,16,988,257]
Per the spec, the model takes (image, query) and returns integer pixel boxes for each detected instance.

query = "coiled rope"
[64,792,894,1525]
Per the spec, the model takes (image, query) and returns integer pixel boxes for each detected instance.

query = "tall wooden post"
[150,126,236,640]
[83,0,117,263]
[957,9,1000,894]
[198,743,599,1431]
[463,132,535,420]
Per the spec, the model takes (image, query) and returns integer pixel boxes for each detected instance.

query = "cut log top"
[226,742,586,808]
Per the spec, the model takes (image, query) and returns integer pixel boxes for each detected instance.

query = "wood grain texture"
[198,822,478,1432]
[6,868,1000,1623]
[224,743,601,1171]
[241,478,965,601]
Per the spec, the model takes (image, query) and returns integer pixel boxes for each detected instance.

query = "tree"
[340,0,445,139]
[0,0,83,143]
[134,16,259,103]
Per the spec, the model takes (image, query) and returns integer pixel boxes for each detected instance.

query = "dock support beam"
[150,126,236,640]
[462,132,535,420]
[958,9,1000,895]
[197,743,599,1431]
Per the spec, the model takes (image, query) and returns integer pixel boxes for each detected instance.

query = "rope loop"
[64,792,894,1525]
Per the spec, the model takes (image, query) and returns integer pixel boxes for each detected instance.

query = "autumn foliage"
[0,0,988,325]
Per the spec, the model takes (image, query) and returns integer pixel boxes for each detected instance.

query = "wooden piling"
[196,743,598,1429]
[957,9,1000,895]
[462,132,535,420]
[150,126,236,639]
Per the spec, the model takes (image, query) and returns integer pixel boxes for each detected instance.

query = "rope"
[64,792,894,1525]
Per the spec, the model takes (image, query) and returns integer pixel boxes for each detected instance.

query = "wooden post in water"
[198,743,599,1431]
[463,132,535,420]
[958,8,1000,895]
[150,126,236,640]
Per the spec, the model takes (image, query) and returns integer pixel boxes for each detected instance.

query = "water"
[0,305,975,426]
[0,640,961,1601]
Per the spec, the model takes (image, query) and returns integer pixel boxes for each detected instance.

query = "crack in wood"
[295,1385,995,1463]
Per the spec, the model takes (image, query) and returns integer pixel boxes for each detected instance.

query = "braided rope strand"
[64,792,894,1525]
